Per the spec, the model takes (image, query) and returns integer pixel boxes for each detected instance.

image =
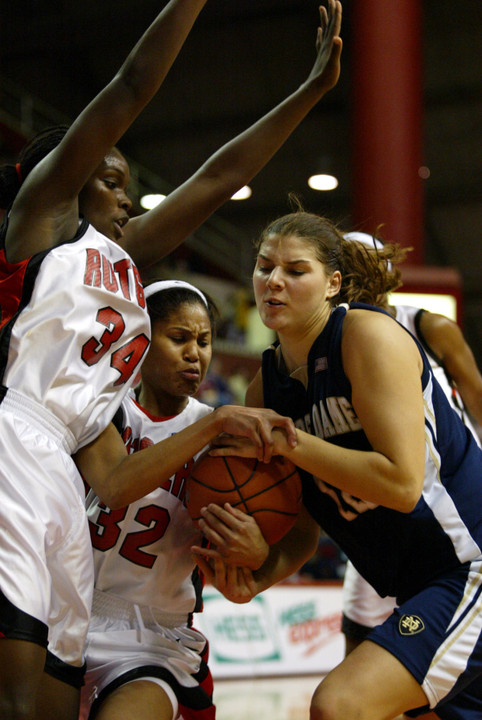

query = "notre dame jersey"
[262,302,482,603]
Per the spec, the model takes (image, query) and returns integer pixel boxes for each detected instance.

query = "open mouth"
[114,216,129,237]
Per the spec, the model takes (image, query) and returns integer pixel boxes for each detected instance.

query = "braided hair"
[0,125,69,209]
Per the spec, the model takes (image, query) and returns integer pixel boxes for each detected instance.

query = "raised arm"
[124,0,343,267]
[7,0,208,261]
[419,311,482,426]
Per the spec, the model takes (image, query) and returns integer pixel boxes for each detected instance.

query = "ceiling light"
[140,193,166,210]
[231,185,252,201]
[308,174,338,191]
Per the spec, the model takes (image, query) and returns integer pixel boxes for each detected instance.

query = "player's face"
[79,149,132,243]
[253,233,340,337]
[142,302,213,403]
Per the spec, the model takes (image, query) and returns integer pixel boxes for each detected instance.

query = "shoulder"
[418,310,459,340]
[342,307,421,368]
[342,306,402,339]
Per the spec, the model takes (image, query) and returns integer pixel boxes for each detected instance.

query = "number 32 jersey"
[86,394,213,617]
[0,218,150,450]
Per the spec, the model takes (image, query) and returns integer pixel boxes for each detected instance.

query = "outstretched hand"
[306,0,343,93]
[191,502,269,570]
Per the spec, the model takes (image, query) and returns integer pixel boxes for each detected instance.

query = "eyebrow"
[257,253,311,265]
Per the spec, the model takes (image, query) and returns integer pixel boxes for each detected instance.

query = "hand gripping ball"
[186,453,302,545]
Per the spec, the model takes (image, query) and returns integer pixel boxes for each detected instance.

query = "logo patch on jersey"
[315,357,328,372]
[399,614,425,636]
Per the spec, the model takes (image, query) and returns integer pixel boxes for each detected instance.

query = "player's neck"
[136,384,189,418]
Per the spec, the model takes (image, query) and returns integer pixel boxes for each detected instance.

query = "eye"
[289,269,304,276]
[257,264,272,274]
[104,179,117,190]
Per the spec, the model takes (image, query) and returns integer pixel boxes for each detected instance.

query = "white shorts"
[0,389,93,674]
[81,589,215,720]
[342,560,396,628]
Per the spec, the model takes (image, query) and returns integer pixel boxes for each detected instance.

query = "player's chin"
[178,377,201,396]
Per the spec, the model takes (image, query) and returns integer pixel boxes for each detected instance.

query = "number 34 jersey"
[0,218,150,450]
[86,394,213,617]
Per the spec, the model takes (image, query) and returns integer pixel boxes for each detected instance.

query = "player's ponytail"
[338,236,409,307]
[0,125,69,209]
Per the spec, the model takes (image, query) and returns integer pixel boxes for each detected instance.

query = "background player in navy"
[0,1,343,716]
[194,208,482,720]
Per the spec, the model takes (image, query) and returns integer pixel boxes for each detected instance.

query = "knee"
[310,681,361,720]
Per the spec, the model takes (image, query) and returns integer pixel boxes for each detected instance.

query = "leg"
[35,671,81,720]
[94,680,175,720]
[0,639,46,720]
[310,640,429,720]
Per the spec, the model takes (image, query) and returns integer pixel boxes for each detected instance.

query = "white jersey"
[0,218,150,450]
[86,394,213,615]
[0,218,149,675]
[395,305,480,444]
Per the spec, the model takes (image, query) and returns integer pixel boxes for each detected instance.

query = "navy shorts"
[368,559,482,718]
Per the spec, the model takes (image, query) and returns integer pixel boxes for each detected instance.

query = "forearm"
[279,430,423,513]
[253,510,320,592]
[81,404,297,508]
[198,80,333,192]
[84,410,222,508]
[118,0,208,105]
[128,79,336,266]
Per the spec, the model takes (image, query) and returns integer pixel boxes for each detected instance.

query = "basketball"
[186,453,302,545]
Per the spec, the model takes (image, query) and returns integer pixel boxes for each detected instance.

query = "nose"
[184,341,199,362]
[267,267,284,289]
[119,190,132,212]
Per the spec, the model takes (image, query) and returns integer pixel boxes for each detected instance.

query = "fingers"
[192,553,214,583]
[319,0,342,43]
[280,418,298,448]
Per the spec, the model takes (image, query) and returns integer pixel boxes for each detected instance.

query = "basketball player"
[340,232,482,720]
[79,281,217,720]
[0,0,343,715]
[194,209,482,719]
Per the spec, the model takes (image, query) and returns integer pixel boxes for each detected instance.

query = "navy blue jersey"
[262,303,482,603]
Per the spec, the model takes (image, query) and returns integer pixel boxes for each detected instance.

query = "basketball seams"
[222,456,255,515]
[186,454,302,544]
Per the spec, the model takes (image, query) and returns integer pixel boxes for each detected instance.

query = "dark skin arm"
[74,405,298,509]
[7,1,342,274]
[6,0,209,263]
[418,310,482,426]
[123,0,343,268]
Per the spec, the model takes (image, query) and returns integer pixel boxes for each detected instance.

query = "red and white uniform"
[82,394,216,720]
[0,218,150,677]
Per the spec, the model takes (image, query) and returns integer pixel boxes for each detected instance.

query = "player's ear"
[326,270,341,299]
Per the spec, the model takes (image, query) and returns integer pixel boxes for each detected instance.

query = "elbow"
[394,477,423,514]
[95,484,127,511]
